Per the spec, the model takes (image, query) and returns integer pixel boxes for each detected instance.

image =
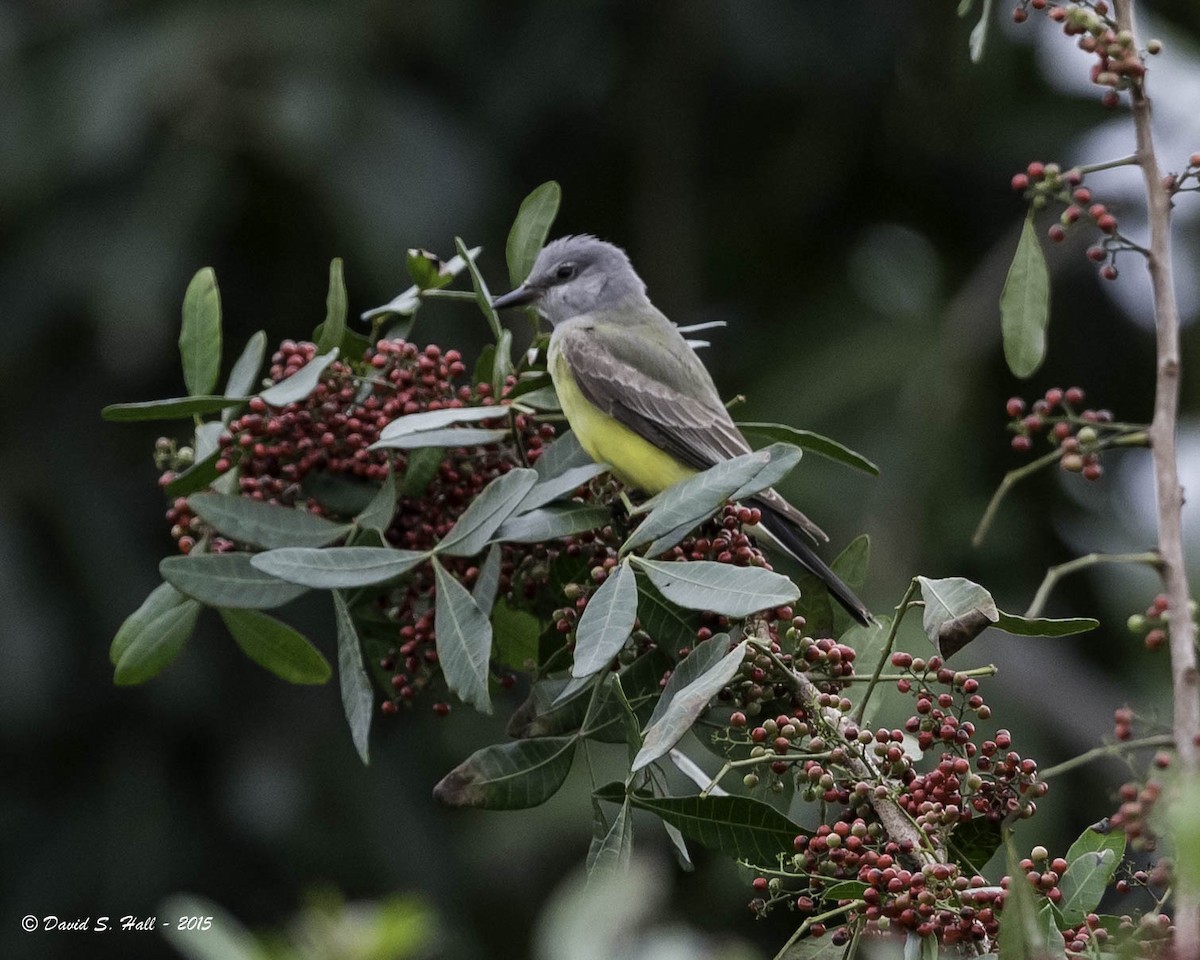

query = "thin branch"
[973,448,1063,546]
[1038,734,1175,780]
[1024,551,1161,618]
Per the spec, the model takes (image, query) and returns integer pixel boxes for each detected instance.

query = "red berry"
[1044,387,1064,406]
[1011,435,1033,453]
[1027,161,1045,179]
[1101,264,1119,281]
[1102,90,1120,109]
[1011,173,1030,192]
[1006,397,1026,418]
[1089,203,1107,219]
[1086,245,1107,262]
[1012,6,1027,22]
[1048,224,1066,243]
[1097,214,1118,234]
[1073,188,1091,204]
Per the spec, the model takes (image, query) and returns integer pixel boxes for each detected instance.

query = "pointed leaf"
[633,640,747,771]
[301,471,377,516]
[507,181,562,287]
[739,421,880,476]
[102,396,246,422]
[180,267,222,397]
[250,546,426,588]
[376,404,512,441]
[969,0,994,63]
[163,449,222,498]
[643,633,732,731]
[193,420,224,462]
[494,504,611,545]
[361,247,480,321]
[355,469,397,536]
[370,426,509,451]
[948,817,1005,874]
[622,451,770,555]
[188,493,351,549]
[435,468,538,557]
[729,443,804,501]
[161,553,309,609]
[455,236,502,340]
[1001,213,1051,379]
[434,735,576,809]
[472,543,503,616]
[572,560,638,678]
[1058,849,1118,927]
[594,782,804,863]
[534,430,595,479]
[634,557,799,617]
[315,258,347,356]
[491,598,541,670]
[432,557,493,712]
[399,446,443,497]
[219,608,330,685]
[517,461,609,514]
[1066,822,1127,865]
[332,590,373,764]
[998,843,1052,960]
[406,248,454,290]
[995,611,1099,637]
[259,349,339,408]
[831,534,870,589]
[587,799,633,882]
[112,589,200,685]
[224,330,267,405]
[917,576,999,647]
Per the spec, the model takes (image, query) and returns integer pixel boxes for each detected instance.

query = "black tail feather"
[752,502,873,627]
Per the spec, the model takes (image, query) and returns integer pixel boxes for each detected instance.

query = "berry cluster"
[1009,164,1131,279]
[1127,594,1171,651]
[1011,2,1156,108]
[1163,153,1200,196]
[1005,386,1121,479]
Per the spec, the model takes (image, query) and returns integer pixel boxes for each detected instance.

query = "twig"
[973,448,1062,546]
[1024,551,1161,618]
[852,579,919,725]
[1038,734,1175,780]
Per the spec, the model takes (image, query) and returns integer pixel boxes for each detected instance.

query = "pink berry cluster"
[1127,594,1174,651]
[1163,153,1200,196]
[1005,386,1115,479]
[1011,2,1156,108]
[1009,164,1127,280]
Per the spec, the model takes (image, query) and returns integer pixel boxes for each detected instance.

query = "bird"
[491,235,871,625]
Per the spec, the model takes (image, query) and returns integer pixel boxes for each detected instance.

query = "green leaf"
[161,553,309,609]
[587,798,633,882]
[506,181,562,287]
[406,248,454,290]
[250,546,426,588]
[494,503,611,545]
[630,579,700,655]
[729,443,804,501]
[820,880,869,902]
[632,639,746,771]
[219,608,330,684]
[969,0,994,64]
[454,236,503,341]
[315,258,347,356]
[831,534,870,589]
[301,471,378,516]
[188,493,352,549]
[472,543,503,616]
[738,421,880,476]
[517,462,609,513]
[633,557,799,617]
[433,735,576,809]
[436,468,538,557]
[1066,822,1128,865]
[595,783,804,863]
[375,404,513,442]
[361,246,481,322]
[162,449,223,498]
[948,817,1005,874]
[432,557,493,713]
[622,450,771,555]
[159,894,263,960]
[1001,213,1051,379]
[513,385,560,410]
[224,330,267,405]
[492,328,514,395]
[491,598,541,670]
[112,587,200,685]
[643,633,731,732]
[355,469,397,536]
[102,396,246,422]
[1058,849,1118,927]
[332,590,373,764]
[534,430,595,479]
[998,842,1052,960]
[179,267,222,397]
[193,420,224,462]
[572,560,638,678]
[259,349,339,408]
[917,576,998,645]
[994,611,1099,637]
[399,446,444,498]
[370,426,510,451]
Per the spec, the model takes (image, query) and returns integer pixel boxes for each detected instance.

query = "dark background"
[4,1,1200,957]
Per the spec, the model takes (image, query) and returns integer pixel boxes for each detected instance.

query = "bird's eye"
[554,262,576,281]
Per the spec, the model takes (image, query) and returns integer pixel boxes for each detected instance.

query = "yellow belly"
[549,344,694,494]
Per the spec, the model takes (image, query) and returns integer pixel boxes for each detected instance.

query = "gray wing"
[556,314,827,542]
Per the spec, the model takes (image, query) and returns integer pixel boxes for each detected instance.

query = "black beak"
[491,284,540,310]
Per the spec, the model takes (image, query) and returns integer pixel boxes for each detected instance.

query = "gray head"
[491,235,649,325]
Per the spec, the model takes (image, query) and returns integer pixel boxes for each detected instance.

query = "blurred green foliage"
[3,1,1200,958]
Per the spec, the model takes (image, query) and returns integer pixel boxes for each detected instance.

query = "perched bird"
[492,235,871,625]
